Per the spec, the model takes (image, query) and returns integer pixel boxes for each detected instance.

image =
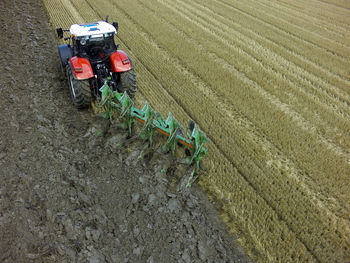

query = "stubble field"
[42,0,350,262]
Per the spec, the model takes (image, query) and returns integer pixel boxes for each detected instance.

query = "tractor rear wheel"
[119,69,137,98]
[66,67,92,109]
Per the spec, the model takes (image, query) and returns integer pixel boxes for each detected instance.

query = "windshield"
[76,35,117,60]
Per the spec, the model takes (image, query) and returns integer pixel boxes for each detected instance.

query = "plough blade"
[119,92,134,135]
[139,102,157,146]
[99,79,209,174]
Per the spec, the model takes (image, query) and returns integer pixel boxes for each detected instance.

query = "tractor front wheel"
[119,69,137,98]
[66,67,92,109]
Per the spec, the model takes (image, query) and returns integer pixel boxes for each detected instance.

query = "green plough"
[99,79,209,176]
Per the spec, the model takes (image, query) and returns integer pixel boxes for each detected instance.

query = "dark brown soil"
[0,0,251,262]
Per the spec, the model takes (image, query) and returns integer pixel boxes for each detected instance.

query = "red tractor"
[56,17,136,108]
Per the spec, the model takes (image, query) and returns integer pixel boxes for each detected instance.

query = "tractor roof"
[69,21,116,38]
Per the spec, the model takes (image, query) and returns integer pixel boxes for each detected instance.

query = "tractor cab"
[69,21,119,61]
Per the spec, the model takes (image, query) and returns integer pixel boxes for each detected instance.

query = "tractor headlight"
[80,38,87,45]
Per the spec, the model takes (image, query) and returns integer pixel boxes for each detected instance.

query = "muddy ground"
[0,0,251,262]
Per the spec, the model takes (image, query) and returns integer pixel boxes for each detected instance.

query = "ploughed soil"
[0,0,251,262]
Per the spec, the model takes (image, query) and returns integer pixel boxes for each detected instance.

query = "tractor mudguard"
[58,44,72,69]
[68,56,94,80]
[110,50,133,73]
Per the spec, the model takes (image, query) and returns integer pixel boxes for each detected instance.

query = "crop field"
[42,0,350,262]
